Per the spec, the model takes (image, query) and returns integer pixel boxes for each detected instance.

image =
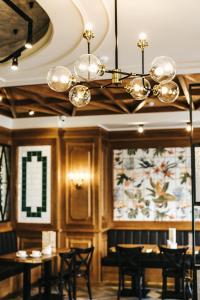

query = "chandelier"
[47,0,179,108]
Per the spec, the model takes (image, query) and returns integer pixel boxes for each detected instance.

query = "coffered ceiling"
[0,74,199,118]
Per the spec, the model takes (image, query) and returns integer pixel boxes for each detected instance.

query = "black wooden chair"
[159,246,189,300]
[38,250,76,300]
[72,246,94,300]
[58,250,76,300]
[116,246,144,300]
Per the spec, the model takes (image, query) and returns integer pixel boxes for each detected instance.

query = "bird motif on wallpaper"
[147,178,176,208]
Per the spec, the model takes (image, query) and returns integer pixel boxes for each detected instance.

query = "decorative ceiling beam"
[194,99,200,110]
[71,107,77,116]
[14,87,70,116]
[178,75,194,109]
[90,101,122,113]
[30,96,70,116]
[132,99,147,113]
[0,108,12,117]
[17,85,66,101]
[93,81,130,113]
[169,102,188,111]
[2,88,17,118]
[15,105,58,115]
[185,75,197,83]
[99,88,130,113]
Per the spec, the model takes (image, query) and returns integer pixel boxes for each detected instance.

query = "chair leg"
[58,279,64,300]
[138,276,142,300]
[67,280,72,300]
[182,277,186,300]
[162,275,167,300]
[175,276,180,294]
[117,271,122,300]
[142,270,145,293]
[86,273,92,300]
[72,276,77,300]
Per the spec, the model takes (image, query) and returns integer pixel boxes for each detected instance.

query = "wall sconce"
[68,171,89,189]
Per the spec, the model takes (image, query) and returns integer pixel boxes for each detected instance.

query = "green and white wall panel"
[17,145,51,224]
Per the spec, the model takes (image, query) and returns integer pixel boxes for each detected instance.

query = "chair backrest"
[159,246,188,270]
[59,250,76,278]
[116,246,143,269]
[73,247,94,273]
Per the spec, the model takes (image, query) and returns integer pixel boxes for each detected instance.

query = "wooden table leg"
[43,260,52,298]
[23,264,31,300]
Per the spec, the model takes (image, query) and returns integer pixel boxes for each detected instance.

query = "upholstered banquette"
[0,231,23,281]
[101,229,199,267]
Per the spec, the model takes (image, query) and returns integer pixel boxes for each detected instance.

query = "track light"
[28,110,35,116]
[137,124,144,133]
[186,122,192,132]
[11,57,18,71]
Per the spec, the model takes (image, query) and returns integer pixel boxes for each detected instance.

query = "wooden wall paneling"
[100,140,111,229]
[65,142,95,229]
[0,276,22,299]
[0,126,12,145]
[63,231,100,282]
[17,230,42,249]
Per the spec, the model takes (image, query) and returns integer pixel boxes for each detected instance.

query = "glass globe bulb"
[125,77,151,100]
[149,56,176,83]
[157,81,179,103]
[69,85,91,107]
[74,54,102,81]
[47,66,72,92]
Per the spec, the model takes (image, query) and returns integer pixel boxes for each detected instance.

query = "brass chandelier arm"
[105,69,149,77]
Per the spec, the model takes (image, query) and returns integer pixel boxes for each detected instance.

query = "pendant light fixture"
[47,0,179,107]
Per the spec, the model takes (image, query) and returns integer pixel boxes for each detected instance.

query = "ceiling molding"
[0,111,199,131]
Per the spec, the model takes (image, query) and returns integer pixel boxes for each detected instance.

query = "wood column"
[60,127,110,282]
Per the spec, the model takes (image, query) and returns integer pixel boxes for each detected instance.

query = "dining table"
[108,244,198,298]
[0,250,58,300]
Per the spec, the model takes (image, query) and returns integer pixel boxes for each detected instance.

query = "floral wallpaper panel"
[113,147,198,221]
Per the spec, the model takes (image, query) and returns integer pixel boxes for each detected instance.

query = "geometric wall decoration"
[0,145,10,222]
[113,147,195,221]
[17,145,51,224]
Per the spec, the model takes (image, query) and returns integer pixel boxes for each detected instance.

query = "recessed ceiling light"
[137,124,144,133]
[149,101,154,107]
[29,110,35,116]
[186,122,192,132]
